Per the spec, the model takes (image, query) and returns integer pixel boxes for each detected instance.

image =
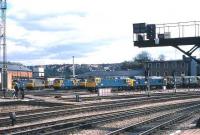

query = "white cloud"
[4,0,200,65]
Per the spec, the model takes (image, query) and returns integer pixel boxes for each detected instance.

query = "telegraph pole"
[0,0,7,92]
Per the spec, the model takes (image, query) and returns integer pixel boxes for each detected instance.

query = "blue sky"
[6,0,200,65]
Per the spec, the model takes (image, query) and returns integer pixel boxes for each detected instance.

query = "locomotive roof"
[134,76,164,79]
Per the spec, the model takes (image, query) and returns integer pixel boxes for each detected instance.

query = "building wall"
[7,71,32,89]
[145,60,192,76]
[190,59,197,76]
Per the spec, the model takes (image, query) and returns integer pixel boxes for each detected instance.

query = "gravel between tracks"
[25,89,200,104]
[153,113,200,135]
[71,109,180,135]
[0,105,43,113]
[1,97,200,132]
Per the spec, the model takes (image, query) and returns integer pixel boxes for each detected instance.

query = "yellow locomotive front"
[53,79,64,89]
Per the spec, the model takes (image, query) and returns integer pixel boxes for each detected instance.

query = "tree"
[120,60,144,70]
[158,54,165,61]
[134,51,152,63]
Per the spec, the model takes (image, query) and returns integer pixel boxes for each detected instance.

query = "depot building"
[0,64,32,90]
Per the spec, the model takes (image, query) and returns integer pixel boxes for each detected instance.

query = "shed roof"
[0,64,32,72]
[78,70,144,78]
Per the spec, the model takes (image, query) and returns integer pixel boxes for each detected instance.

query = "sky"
[5,0,200,65]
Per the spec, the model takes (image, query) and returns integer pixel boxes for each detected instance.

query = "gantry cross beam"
[133,21,200,63]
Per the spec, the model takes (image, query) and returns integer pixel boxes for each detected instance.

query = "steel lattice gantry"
[0,0,7,91]
[133,21,200,63]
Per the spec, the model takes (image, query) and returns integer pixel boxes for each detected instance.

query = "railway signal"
[146,24,156,40]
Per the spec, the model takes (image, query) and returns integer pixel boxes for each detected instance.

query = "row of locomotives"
[52,76,135,91]
[83,77,135,91]
[134,76,200,90]
[24,77,64,90]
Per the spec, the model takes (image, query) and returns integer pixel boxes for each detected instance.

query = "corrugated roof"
[78,70,144,78]
[0,64,32,72]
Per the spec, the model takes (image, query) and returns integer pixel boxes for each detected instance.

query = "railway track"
[106,105,200,135]
[1,100,200,135]
[27,90,200,101]
[0,92,197,118]
[0,94,200,127]
[57,91,200,101]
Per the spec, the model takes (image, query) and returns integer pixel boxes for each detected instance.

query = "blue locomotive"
[134,76,164,90]
[96,78,134,90]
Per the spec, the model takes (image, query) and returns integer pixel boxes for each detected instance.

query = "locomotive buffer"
[133,21,200,63]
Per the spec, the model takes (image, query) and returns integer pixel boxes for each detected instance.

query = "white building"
[33,67,44,78]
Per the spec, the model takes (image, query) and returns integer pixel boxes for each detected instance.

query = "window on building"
[156,63,160,68]
[168,62,171,68]
[174,63,177,68]
[148,63,152,68]
[182,63,185,68]
[156,72,160,76]
[164,63,168,68]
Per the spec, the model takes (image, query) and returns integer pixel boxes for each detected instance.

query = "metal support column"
[0,0,7,91]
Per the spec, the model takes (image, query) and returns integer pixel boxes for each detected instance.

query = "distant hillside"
[28,62,143,78]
